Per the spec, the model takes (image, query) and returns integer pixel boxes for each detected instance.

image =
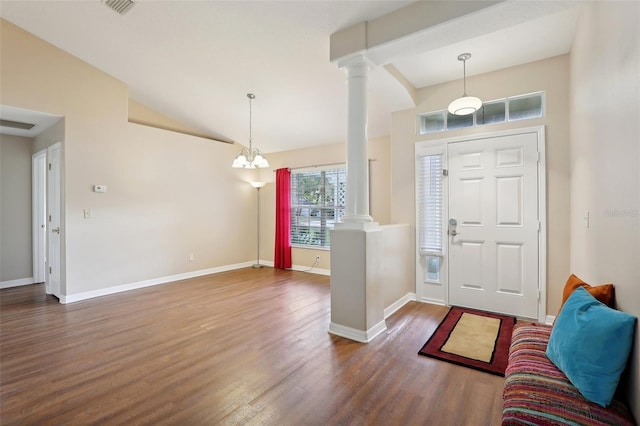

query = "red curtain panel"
[274,168,292,269]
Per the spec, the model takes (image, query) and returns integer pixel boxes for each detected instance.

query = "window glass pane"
[476,101,506,125]
[426,256,441,282]
[290,168,345,248]
[419,112,445,134]
[509,94,543,121]
[417,154,443,254]
[446,112,473,130]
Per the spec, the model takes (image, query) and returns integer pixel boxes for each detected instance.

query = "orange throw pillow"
[558,274,615,315]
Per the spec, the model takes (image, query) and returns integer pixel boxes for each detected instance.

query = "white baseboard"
[384,292,417,319]
[328,320,387,343]
[258,260,331,276]
[418,296,446,306]
[60,261,254,304]
[289,264,331,276]
[0,277,35,289]
[545,315,555,325]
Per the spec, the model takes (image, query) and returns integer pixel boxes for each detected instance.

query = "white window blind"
[290,168,346,248]
[417,154,443,255]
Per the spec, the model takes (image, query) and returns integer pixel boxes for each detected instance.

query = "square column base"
[329,226,386,343]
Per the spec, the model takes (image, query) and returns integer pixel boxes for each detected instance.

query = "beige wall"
[0,134,33,282]
[391,55,571,315]
[33,119,64,154]
[381,224,413,308]
[570,1,639,417]
[1,20,258,297]
[128,99,226,143]
[256,137,391,270]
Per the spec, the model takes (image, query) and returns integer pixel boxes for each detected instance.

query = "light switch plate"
[94,185,107,193]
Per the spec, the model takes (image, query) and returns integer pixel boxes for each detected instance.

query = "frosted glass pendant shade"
[232,153,248,168]
[448,53,482,116]
[448,95,482,116]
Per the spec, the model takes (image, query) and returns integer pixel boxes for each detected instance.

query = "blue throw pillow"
[546,286,636,407]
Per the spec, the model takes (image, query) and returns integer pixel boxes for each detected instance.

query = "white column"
[328,55,385,343]
[340,55,374,225]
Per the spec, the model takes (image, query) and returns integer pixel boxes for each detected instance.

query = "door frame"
[32,149,47,284]
[46,142,62,298]
[415,125,547,322]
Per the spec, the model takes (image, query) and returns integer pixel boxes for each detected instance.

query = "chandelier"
[232,93,269,168]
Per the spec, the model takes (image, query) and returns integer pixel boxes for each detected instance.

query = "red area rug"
[418,306,516,376]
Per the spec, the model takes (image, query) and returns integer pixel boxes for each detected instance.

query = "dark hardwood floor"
[0,268,504,425]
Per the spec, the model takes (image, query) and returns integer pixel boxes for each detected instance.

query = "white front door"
[447,132,539,318]
[47,143,62,298]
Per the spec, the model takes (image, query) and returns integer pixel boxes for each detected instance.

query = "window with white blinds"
[290,168,346,248]
[417,154,444,255]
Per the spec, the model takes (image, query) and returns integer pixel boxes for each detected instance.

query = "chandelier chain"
[248,93,255,156]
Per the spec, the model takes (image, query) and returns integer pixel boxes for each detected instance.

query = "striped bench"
[502,323,635,425]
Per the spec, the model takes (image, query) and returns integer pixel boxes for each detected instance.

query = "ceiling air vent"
[0,119,36,130]
[103,0,136,15]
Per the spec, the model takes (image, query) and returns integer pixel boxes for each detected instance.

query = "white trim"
[417,125,544,148]
[46,142,63,297]
[545,315,555,325]
[418,296,446,306]
[291,163,346,174]
[259,260,331,276]
[32,149,47,284]
[257,260,275,268]
[384,292,417,319]
[1,277,35,289]
[289,264,331,276]
[416,91,545,136]
[328,320,387,343]
[415,143,448,305]
[60,262,254,304]
[415,126,547,323]
[59,260,332,304]
[535,126,547,324]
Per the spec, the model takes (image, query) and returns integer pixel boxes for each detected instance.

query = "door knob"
[448,218,459,236]
[52,227,60,234]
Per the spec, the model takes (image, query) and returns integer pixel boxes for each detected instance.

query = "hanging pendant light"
[232,93,270,169]
[448,53,482,116]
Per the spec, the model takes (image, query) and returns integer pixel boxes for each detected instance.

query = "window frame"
[416,91,545,135]
[290,166,346,249]
[414,143,448,286]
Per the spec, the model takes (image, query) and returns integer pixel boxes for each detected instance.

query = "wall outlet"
[83,209,92,219]
[316,256,320,262]
[189,253,194,262]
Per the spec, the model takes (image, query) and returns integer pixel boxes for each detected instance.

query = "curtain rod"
[273,159,375,172]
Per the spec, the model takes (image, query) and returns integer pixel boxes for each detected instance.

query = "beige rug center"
[441,313,500,362]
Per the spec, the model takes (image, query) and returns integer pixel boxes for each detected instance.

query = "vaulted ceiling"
[0,1,582,152]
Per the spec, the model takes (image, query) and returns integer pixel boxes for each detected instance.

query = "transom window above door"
[418,92,544,135]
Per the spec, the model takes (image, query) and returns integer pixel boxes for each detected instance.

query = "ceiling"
[0,1,582,152]
[0,105,62,138]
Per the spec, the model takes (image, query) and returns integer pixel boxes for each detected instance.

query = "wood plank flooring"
[0,268,504,425]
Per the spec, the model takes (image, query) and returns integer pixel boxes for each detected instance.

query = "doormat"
[418,306,516,376]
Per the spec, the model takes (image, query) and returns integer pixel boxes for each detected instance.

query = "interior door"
[32,150,47,284]
[448,132,539,318]
[47,143,62,298]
